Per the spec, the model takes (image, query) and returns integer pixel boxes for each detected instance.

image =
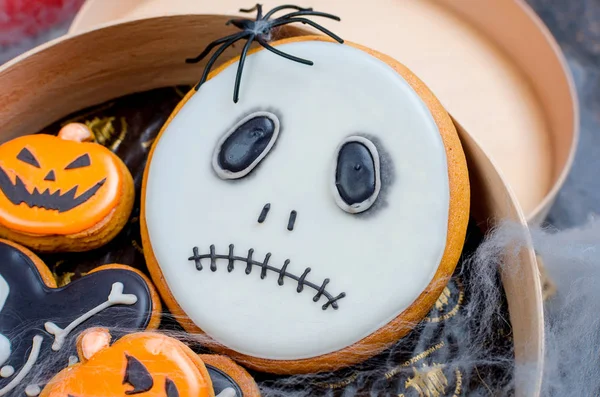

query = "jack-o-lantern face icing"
[40,330,242,397]
[142,6,469,374]
[0,134,122,235]
[0,240,160,396]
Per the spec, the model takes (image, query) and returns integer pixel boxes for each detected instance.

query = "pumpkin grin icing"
[0,135,123,235]
[0,168,106,213]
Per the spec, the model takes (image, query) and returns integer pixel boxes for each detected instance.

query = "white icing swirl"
[0,366,13,378]
[0,275,9,368]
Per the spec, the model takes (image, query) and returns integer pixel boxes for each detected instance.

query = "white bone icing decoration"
[25,384,40,396]
[216,388,237,397]
[0,275,9,369]
[44,282,137,351]
[145,40,450,360]
[0,367,12,378]
[0,335,42,396]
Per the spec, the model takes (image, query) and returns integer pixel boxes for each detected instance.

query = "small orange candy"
[57,123,95,143]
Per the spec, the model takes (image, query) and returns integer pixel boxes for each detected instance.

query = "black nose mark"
[287,210,297,231]
[257,203,271,223]
[44,170,56,181]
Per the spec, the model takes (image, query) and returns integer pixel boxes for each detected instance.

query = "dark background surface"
[0,1,597,230]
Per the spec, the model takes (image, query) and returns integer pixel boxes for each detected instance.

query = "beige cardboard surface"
[69,0,578,224]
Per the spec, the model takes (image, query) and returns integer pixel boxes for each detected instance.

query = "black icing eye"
[16,148,40,168]
[64,153,91,170]
[123,354,153,395]
[333,137,381,214]
[165,378,180,397]
[213,111,280,179]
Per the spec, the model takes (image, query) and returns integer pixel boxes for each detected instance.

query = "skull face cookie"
[141,7,469,375]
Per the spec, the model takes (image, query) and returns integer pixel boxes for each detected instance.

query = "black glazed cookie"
[0,239,161,396]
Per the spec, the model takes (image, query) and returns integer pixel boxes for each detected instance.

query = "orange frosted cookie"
[41,329,259,397]
[0,124,134,252]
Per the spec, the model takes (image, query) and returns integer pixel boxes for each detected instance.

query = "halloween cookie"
[0,239,161,396]
[0,124,135,252]
[141,5,469,374]
[41,329,259,397]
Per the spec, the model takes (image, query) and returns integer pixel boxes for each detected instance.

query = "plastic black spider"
[186,3,344,103]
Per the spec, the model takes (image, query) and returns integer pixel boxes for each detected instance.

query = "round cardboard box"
[68,0,579,226]
[0,15,543,396]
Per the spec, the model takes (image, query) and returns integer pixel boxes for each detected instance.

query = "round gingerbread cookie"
[0,123,134,252]
[41,328,256,397]
[141,8,469,374]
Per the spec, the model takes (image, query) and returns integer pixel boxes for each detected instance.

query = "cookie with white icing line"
[0,239,161,396]
[0,124,135,253]
[41,328,259,397]
[141,7,469,374]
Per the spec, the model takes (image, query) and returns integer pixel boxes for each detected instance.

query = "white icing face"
[145,41,450,360]
[0,274,9,367]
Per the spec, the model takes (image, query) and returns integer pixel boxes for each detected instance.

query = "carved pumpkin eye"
[16,148,40,168]
[212,111,280,179]
[65,153,91,170]
[165,378,179,397]
[123,354,153,395]
[332,136,381,214]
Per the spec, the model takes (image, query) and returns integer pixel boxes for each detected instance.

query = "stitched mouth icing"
[188,244,346,310]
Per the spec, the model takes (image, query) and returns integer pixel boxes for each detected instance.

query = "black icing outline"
[16,148,40,168]
[185,4,344,103]
[0,166,106,213]
[189,245,346,310]
[257,203,271,223]
[211,107,284,183]
[206,364,243,396]
[123,354,154,395]
[165,378,179,397]
[333,138,380,212]
[350,133,395,219]
[212,111,280,180]
[64,154,91,170]
[44,170,56,181]
[287,210,297,231]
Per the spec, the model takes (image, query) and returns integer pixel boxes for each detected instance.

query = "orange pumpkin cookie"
[141,6,469,374]
[0,124,134,252]
[41,329,259,397]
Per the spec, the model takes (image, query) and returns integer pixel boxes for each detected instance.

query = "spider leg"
[233,35,256,103]
[239,4,260,13]
[186,32,248,64]
[194,33,250,91]
[274,10,341,21]
[263,5,312,19]
[257,36,313,65]
[271,18,343,43]
[256,4,263,20]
